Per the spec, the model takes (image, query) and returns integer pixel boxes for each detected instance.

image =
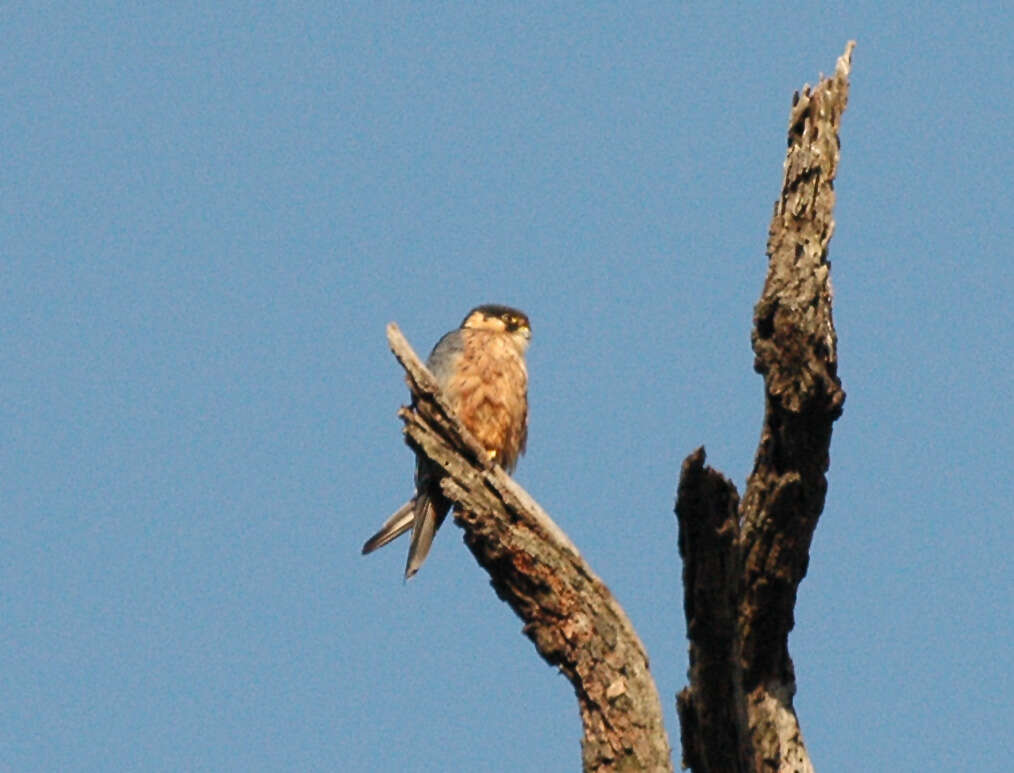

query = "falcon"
[362,304,531,578]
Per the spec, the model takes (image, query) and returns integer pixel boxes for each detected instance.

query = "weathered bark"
[387,323,674,773]
[676,450,751,772]
[675,42,854,772]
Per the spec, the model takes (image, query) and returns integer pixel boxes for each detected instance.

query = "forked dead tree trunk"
[676,42,853,772]
[382,42,853,773]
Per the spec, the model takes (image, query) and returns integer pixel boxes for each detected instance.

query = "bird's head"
[462,304,531,351]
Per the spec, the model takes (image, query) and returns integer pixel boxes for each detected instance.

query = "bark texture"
[387,323,673,773]
[675,42,854,772]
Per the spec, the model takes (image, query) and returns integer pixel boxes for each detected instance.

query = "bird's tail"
[404,491,450,580]
[361,500,415,555]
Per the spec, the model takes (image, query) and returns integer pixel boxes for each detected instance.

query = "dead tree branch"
[675,41,854,772]
[676,449,751,772]
[387,323,673,773]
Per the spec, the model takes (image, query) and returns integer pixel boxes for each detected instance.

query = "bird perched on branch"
[362,304,531,579]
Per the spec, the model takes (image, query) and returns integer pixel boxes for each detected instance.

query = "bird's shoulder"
[427,328,468,383]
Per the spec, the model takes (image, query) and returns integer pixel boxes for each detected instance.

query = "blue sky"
[3,3,1012,771]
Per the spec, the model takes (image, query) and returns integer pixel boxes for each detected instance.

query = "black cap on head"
[463,304,530,332]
